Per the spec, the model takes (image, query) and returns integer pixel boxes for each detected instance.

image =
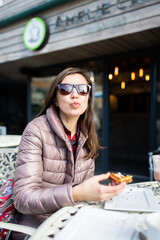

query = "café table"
[0,135,21,148]
[28,181,160,240]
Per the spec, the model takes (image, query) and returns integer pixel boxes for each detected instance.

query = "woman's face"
[56,73,90,122]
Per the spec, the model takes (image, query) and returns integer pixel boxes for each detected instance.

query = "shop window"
[108,56,151,177]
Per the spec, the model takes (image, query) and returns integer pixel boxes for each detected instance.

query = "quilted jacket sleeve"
[13,122,75,215]
[84,159,95,180]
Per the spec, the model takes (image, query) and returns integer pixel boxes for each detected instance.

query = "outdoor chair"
[0,147,35,240]
[0,147,63,240]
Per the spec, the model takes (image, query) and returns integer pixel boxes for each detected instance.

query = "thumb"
[95,172,110,182]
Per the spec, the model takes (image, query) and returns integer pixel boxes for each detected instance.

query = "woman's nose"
[71,87,79,97]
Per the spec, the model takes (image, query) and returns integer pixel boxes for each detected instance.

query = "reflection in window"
[31,76,56,118]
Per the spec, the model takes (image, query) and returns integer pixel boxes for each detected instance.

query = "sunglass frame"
[56,84,91,95]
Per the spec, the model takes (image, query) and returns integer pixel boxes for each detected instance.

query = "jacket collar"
[46,106,67,142]
[46,106,88,144]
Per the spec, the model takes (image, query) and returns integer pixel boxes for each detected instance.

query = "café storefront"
[0,0,160,179]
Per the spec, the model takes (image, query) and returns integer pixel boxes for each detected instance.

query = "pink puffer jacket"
[13,106,95,226]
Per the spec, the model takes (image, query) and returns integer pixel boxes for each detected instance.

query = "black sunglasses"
[56,84,91,96]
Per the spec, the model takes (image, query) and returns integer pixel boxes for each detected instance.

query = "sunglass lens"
[57,84,91,95]
[77,85,89,95]
[59,84,72,95]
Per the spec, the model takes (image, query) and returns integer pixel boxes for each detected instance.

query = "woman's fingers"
[106,182,126,193]
[100,181,126,192]
[72,173,126,202]
[98,182,126,201]
[111,181,116,186]
[94,172,110,182]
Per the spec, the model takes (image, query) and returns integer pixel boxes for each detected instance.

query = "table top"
[28,181,160,240]
[0,135,21,147]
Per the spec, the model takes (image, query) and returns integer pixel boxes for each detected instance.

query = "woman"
[13,67,126,239]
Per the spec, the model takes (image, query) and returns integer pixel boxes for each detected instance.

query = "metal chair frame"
[0,147,18,186]
[0,147,35,239]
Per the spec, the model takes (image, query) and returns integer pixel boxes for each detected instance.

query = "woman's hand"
[72,172,126,202]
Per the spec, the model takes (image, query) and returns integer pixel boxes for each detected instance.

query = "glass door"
[108,56,151,177]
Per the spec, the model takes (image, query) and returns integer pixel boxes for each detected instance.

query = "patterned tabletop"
[28,181,160,240]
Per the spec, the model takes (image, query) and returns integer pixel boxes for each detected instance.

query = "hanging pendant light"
[108,74,113,80]
[121,81,125,89]
[131,72,135,80]
[145,75,150,81]
[139,68,143,77]
[114,67,119,76]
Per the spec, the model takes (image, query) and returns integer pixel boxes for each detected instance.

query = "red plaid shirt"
[61,120,80,157]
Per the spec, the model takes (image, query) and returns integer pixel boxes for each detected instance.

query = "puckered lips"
[70,102,80,108]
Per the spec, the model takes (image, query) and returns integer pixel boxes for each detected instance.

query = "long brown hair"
[37,67,102,159]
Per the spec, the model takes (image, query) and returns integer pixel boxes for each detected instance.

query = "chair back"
[0,148,18,186]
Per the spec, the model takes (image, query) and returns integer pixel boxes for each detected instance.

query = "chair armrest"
[0,222,35,236]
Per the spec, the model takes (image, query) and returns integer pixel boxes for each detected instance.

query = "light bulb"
[145,75,150,81]
[108,74,113,80]
[121,81,125,89]
[131,72,135,80]
[139,68,143,77]
[114,67,119,76]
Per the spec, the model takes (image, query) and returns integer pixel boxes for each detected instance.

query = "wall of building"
[0,0,47,21]
[0,0,160,65]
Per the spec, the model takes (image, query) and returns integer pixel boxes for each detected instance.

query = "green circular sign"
[23,17,48,50]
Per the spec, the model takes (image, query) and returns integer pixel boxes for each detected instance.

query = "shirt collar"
[59,117,80,139]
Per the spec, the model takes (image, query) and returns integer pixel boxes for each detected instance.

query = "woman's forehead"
[61,73,87,84]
